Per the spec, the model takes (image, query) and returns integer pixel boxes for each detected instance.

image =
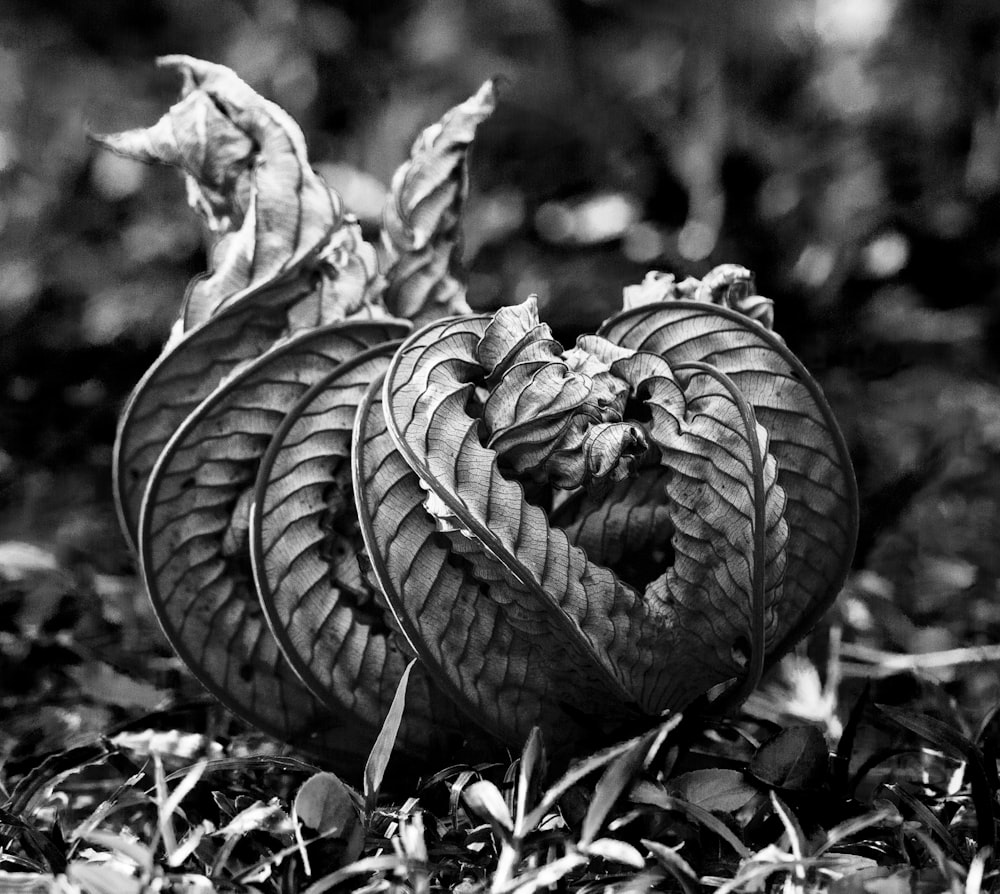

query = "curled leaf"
[694,264,775,330]
[115,281,305,547]
[95,55,341,330]
[102,59,856,768]
[380,80,497,322]
[138,321,403,758]
[109,58,386,549]
[354,373,592,746]
[351,290,850,745]
[361,312,664,741]
[478,299,651,491]
[251,345,463,757]
[599,299,858,669]
[114,220,385,549]
[622,265,775,330]
[609,351,788,706]
[552,471,674,575]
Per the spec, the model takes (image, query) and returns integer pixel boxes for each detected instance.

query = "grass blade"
[365,658,416,812]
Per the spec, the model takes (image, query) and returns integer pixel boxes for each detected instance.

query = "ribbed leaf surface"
[105,56,387,549]
[138,321,404,756]
[552,470,674,576]
[114,220,383,549]
[599,301,858,663]
[608,351,788,708]
[251,346,464,754]
[381,81,496,323]
[377,316,672,743]
[115,278,314,549]
[361,302,807,735]
[354,373,632,749]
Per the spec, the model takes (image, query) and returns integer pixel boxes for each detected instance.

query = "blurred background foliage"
[4,0,1000,756]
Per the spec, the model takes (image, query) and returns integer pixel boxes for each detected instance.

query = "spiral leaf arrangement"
[99,58,858,766]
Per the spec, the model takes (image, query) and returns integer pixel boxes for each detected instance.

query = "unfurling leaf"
[358,302,787,743]
[106,58,508,772]
[353,291,827,747]
[114,226,385,549]
[139,321,406,757]
[599,299,858,670]
[251,346,462,759]
[103,57,857,775]
[353,374,557,746]
[478,298,652,491]
[380,80,497,322]
[367,316,644,747]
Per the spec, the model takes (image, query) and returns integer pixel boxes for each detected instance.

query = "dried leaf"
[620,264,774,327]
[94,55,341,330]
[354,375,557,746]
[107,58,387,549]
[608,348,789,706]
[381,80,497,322]
[479,299,649,490]
[552,471,674,572]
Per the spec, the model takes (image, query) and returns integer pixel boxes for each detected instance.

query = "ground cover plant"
[4,41,1000,894]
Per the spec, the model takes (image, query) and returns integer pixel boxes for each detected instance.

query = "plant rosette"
[98,57,858,767]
